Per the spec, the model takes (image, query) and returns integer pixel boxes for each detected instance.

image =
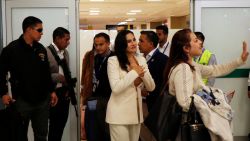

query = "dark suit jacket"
[146,49,168,111]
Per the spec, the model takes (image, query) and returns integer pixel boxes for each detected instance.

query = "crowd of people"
[0,16,248,141]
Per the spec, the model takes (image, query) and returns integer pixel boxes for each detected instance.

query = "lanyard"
[97,50,111,73]
[162,42,169,54]
[93,50,111,83]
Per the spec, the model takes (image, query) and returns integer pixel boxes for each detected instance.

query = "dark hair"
[22,16,42,33]
[53,27,70,41]
[94,32,110,43]
[164,29,195,83]
[140,31,159,48]
[156,25,169,35]
[194,31,205,42]
[114,30,134,71]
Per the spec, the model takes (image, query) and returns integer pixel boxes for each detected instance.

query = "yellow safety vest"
[195,49,212,84]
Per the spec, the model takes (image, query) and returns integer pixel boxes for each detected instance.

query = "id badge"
[92,80,99,93]
[87,99,97,111]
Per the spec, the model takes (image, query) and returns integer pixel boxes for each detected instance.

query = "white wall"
[194,0,250,136]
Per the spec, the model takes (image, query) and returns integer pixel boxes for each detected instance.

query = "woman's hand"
[141,88,149,96]
[241,41,249,62]
[131,65,145,77]
[134,77,143,87]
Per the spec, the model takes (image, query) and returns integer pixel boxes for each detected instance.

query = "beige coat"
[106,55,155,125]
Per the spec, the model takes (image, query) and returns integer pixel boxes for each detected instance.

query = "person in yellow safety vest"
[194,32,217,87]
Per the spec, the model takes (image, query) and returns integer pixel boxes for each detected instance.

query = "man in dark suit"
[138,31,168,112]
[46,27,71,141]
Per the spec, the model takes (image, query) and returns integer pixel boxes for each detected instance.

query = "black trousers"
[14,97,50,141]
[48,88,70,141]
[0,103,23,141]
[85,97,110,141]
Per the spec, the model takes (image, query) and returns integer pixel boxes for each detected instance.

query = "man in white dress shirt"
[46,27,71,141]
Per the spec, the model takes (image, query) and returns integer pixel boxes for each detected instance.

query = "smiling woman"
[106,30,155,141]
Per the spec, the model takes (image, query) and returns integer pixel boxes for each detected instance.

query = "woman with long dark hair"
[106,30,155,141]
[165,29,248,140]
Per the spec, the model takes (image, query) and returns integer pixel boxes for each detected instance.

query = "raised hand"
[241,41,249,62]
[128,55,145,77]
[131,65,145,77]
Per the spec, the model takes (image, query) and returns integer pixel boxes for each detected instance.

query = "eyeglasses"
[34,28,43,33]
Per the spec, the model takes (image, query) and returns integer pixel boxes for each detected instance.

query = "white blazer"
[106,55,155,124]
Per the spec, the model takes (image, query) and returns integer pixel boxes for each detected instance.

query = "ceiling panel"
[79,0,189,29]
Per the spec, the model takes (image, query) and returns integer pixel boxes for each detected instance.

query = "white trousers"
[109,124,141,141]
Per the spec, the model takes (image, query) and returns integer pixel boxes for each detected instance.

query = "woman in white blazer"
[106,30,155,141]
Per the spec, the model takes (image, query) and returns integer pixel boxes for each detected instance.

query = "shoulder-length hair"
[164,28,195,83]
[114,30,134,71]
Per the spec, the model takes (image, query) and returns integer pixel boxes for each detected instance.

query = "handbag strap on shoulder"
[186,96,200,124]
[160,66,176,96]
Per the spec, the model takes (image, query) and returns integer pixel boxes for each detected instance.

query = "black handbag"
[144,85,182,141]
[181,96,211,141]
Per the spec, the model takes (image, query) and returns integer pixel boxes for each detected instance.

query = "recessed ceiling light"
[89,13,99,15]
[127,12,136,15]
[130,10,142,13]
[89,10,100,13]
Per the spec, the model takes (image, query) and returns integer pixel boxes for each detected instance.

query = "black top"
[0,35,54,104]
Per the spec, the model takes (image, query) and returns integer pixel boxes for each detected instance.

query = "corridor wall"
[194,0,250,136]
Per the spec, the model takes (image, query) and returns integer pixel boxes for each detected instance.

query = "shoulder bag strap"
[48,45,61,65]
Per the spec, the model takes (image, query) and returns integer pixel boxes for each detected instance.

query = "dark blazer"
[92,51,115,98]
[0,35,53,103]
[146,49,168,111]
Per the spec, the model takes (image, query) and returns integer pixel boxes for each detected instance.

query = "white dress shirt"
[145,48,157,62]
[52,42,65,88]
[157,41,170,57]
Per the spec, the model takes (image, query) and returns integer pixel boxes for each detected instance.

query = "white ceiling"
[79,0,189,29]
